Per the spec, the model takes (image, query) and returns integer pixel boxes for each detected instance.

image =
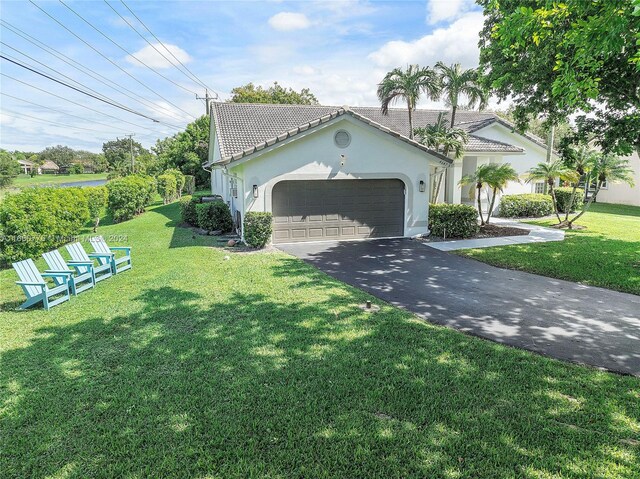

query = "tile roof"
[210,103,525,165]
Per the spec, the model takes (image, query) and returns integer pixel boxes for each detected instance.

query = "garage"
[271,179,404,243]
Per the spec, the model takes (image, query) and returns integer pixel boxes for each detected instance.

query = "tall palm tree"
[377,65,441,139]
[525,160,578,223]
[485,163,520,224]
[458,163,499,225]
[414,112,469,201]
[435,62,488,127]
[566,153,634,228]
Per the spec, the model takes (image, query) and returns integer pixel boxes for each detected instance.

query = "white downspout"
[215,165,245,242]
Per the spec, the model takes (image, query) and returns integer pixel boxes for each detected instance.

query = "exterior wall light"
[253,185,259,198]
[419,180,426,192]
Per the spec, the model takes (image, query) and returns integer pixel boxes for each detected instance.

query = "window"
[534,182,545,194]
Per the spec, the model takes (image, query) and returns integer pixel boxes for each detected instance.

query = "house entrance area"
[271,179,404,244]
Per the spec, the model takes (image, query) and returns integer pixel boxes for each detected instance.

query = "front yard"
[1,201,638,478]
[460,203,640,296]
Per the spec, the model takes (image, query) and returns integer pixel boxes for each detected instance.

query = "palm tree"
[560,144,596,221]
[525,160,577,223]
[377,65,441,139]
[458,163,499,225]
[414,112,469,201]
[566,153,634,228]
[485,163,520,224]
[435,62,488,128]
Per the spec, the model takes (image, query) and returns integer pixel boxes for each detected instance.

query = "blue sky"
[0,0,485,152]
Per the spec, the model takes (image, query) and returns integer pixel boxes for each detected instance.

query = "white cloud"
[292,65,321,76]
[126,43,192,69]
[268,12,311,31]
[426,0,476,24]
[368,12,484,69]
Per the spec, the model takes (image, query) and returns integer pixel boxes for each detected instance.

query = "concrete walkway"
[279,238,640,376]
[427,218,564,251]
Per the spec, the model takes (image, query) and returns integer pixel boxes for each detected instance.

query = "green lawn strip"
[459,203,640,296]
[1,201,638,478]
[13,173,108,187]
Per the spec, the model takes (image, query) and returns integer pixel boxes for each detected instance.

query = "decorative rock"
[208,230,222,236]
[223,255,230,261]
[227,239,237,247]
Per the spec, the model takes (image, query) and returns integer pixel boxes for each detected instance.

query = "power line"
[0,55,181,129]
[2,110,121,134]
[1,70,176,134]
[0,20,190,122]
[107,0,216,96]
[59,0,199,97]
[2,92,146,136]
[27,0,198,120]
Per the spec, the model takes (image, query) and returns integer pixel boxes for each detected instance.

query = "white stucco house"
[596,150,640,207]
[205,103,552,244]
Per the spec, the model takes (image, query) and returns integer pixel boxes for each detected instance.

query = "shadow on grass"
[2,283,638,478]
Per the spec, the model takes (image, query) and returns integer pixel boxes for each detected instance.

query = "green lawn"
[13,172,108,187]
[460,203,640,296]
[1,201,638,478]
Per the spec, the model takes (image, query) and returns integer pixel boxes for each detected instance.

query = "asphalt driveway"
[278,239,640,376]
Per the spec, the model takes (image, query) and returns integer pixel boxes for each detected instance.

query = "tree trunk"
[567,181,602,228]
[477,185,485,225]
[563,183,579,221]
[450,104,457,128]
[407,100,414,139]
[486,187,498,224]
[93,217,100,233]
[549,182,561,223]
[433,170,445,203]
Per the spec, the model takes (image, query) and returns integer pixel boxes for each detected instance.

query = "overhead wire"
[0,19,192,122]
[27,0,198,120]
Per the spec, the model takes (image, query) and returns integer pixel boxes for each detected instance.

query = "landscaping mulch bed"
[423,224,530,242]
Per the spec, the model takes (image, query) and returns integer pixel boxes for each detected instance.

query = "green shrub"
[244,212,273,248]
[165,169,185,198]
[157,174,177,204]
[107,175,156,223]
[0,187,89,263]
[179,195,198,225]
[85,186,108,232]
[196,201,233,232]
[428,203,479,238]
[499,194,554,217]
[555,187,584,213]
[183,175,196,195]
[68,164,84,174]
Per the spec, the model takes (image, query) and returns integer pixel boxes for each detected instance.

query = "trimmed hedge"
[179,196,197,225]
[0,187,89,263]
[157,173,177,204]
[244,212,273,248]
[499,194,554,218]
[85,186,108,232]
[555,187,584,213]
[107,175,156,223]
[196,201,233,232]
[428,203,479,238]
[183,175,195,195]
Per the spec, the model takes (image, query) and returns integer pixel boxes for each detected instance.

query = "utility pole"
[125,133,135,171]
[196,89,213,115]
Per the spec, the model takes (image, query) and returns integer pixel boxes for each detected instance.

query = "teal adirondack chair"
[66,242,113,282]
[42,249,95,296]
[13,258,71,310]
[89,236,131,274]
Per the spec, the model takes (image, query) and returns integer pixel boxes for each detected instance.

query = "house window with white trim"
[534,182,545,194]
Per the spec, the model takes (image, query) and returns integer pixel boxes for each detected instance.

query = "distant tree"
[102,137,149,174]
[154,115,210,186]
[0,150,21,188]
[494,107,573,151]
[478,0,640,155]
[413,112,468,201]
[377,64,441,139]
[27,154,44,177]
[435,62,488,127]
[525,160,578,223]
[566,153,635,228]
[39,145,75,169]
[229,82,319,105]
